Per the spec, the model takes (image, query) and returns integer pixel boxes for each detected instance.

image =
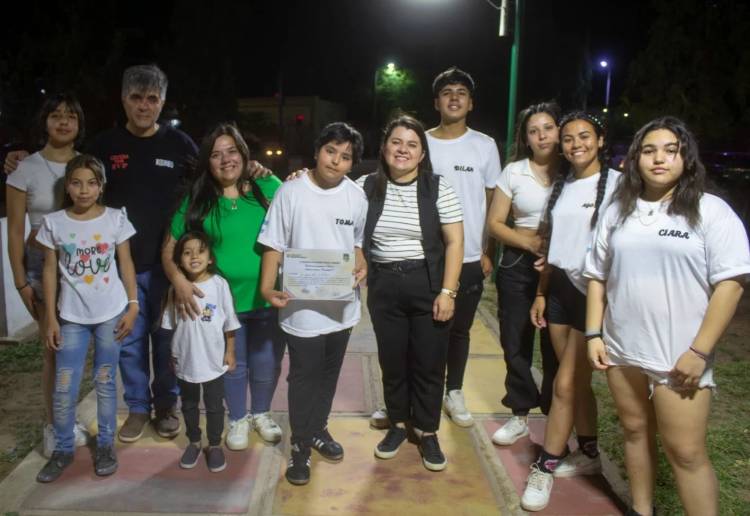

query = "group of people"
[4,62,748,516]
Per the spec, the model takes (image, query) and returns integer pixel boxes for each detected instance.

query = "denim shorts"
[24,242,45,302]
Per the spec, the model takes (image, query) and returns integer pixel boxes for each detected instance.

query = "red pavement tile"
[484,418,624,516]
[271,353,366,413]
[22,443,261,513]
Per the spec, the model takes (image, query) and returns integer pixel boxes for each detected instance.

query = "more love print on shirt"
[61,235,114,279]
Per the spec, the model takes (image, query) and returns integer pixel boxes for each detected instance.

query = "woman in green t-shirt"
[162,123,284,450]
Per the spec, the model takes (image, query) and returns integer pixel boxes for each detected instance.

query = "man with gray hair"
[87,64,199,442]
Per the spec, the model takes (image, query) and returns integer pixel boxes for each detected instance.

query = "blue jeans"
[118,267,177,414]
[54,313,122,452]
[224,308,285,421]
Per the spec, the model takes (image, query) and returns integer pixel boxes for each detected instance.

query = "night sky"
[1,0,647,144]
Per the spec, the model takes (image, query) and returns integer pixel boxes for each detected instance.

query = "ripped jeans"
[53,313,123,453]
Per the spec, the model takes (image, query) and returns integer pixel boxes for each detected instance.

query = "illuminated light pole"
[372,62,397,132]
[599,60,612,111]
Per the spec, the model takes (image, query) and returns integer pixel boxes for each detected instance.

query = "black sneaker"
[36,451,74,483]
[625,507,657,516]
[418,434,447,471]
[94,446,118,477]
[374,426,407,459]
[206,446,226,473]
[180,443,201,469]
[285,442,311,485]
[312,428,344,461]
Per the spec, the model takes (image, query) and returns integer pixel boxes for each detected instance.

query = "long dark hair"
[616,116,705,228]
[184,123,252,237]
[371,114,433,199]
[34,92,86,148]
[508,101,561,163]
[539,111,609,250]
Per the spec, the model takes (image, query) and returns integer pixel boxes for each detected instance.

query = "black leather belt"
[372,259,426,273]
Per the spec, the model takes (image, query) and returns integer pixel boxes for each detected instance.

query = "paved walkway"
[0,284,627,515]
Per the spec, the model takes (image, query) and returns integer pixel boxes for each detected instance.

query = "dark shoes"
[206,446,226,473]
[418,434,447,471]
[154,407,181,438]
[312,428,344,461]
[180,443,202,469]
[286,442,311,485]
[36,451,74,483]
[374,426,408,459]
[118,412,150,442]
[94,446,118,476]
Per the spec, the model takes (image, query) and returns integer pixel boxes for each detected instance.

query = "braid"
[538,172,568,254]
[590,167,609,228]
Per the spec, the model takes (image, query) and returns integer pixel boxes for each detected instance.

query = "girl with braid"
[521,111,621,511]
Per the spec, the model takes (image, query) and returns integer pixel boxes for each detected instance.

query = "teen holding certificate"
[258,122,367,486]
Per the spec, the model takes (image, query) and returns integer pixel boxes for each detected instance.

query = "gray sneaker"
[180,443,202,469]
[118,412,150,443]
[154,407,181,439]
[206,446,226,473]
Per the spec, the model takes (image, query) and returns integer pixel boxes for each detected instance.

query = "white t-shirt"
[258,174,368,338]
[161,274,241,383]
[5,152,66,229]
[547,169,621,293]
[36,207,136,324]
[584,194,750,376]
[495,158,553,230]
[355,174,463,262]
[427,128,502,262]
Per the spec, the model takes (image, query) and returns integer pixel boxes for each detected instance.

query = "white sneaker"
[369,408,390,430]
[251,412,282,443]
[43,423,56,458]
[74,421,89,447]
[491,416,529,445]
[521,464,554,512]
[226,416,250,450]
[553,449,602,478]
[443,389,474,427]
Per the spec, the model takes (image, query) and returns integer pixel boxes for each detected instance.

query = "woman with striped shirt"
[358,115,463,472]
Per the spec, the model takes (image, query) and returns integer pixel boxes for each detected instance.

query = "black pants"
[368,262,450,433]
[445,260,485,392]
[286,328,350,446]
[178,376,225,446]
[496,246,559,415]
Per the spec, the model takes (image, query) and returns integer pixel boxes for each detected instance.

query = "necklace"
[636,204,659,226]
[230,198,238,211]
[41,155,64,180]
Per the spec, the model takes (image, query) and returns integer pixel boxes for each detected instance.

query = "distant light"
[265,150,273,157]
[602,108,609,113]
[295,114,305,123]
[168,118,181,128]
[599,60,608,68]
[40,88,46,95]
[623,112,629,118]
[386,62,396,73]
[275,149,283,156]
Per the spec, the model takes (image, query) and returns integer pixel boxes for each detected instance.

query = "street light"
[599,59,612,110]
[372,62,397,141]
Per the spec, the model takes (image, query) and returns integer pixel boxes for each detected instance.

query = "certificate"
[282,249,355,301]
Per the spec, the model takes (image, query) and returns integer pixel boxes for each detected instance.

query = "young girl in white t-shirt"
[522,112,621,511]
[585,117,750,516]
[35,155,139,483]
[161,231,239,473]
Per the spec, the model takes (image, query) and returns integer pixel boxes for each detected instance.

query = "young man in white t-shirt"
[372,67,502,428]
[258,122,367,486]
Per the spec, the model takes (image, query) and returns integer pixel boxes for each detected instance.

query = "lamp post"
[599,60,612,111]
[372,62,396,132]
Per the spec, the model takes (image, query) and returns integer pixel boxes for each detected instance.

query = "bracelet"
[689,346,710,361]
[584,329,602,337]
[535,293,545,297]
[440,288,458,299]
[127,299,140,305]
[15,282,30,291]
[584,332,602,342]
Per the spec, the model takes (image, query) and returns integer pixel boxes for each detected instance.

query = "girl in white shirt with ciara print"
[585,117,750,516]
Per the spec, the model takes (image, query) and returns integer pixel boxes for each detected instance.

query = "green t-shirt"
[170,175,282,312]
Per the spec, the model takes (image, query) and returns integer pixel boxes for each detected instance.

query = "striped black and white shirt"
[357,174,463,262]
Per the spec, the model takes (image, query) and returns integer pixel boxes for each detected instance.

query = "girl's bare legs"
[607,366,657,516]
[653,384,717,516]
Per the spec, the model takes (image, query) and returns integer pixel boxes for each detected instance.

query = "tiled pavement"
[0,285,627,515]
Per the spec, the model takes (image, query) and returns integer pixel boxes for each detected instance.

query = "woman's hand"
[433,293,455,322]
[18,284,39,320]
[4,150,28,174]
[224,351,237,372]
[174,276,204,320]
[247,160,272,179]
[533,255,547,273]
[530,296,547,329]
[285,168,309,181]
[480,253,494,277]
[115,304,139,341]
[46,317,62,351]
[669,349,707,390]
[262,288,290,308]
[525,234,544,256]
[587,337,610,370]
